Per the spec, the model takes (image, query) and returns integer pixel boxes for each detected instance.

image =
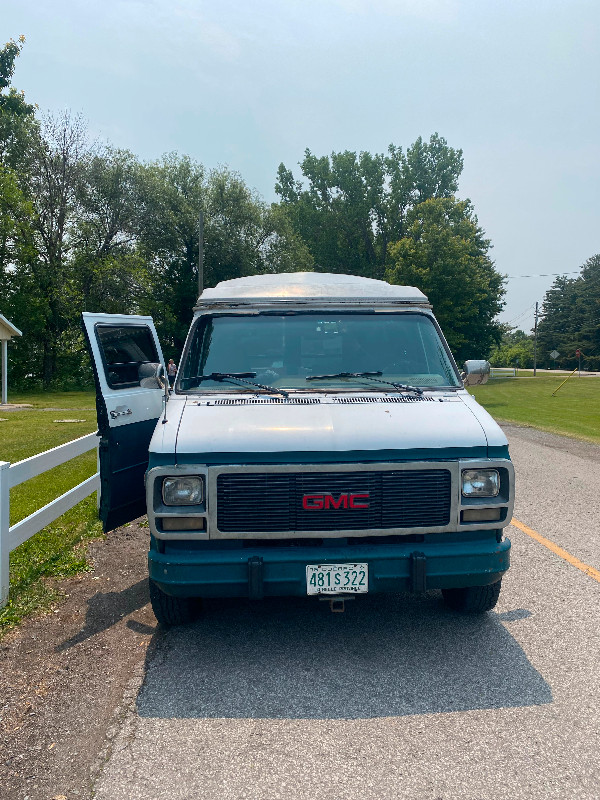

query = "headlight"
[462,469,500,497]
[162,476,204,505]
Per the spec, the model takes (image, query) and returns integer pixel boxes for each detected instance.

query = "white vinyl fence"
[0,432,100,608]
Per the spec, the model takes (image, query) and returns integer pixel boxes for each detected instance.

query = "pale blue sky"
[4,0,599,333]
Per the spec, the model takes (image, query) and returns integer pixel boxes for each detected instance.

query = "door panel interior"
[82,313,165,532]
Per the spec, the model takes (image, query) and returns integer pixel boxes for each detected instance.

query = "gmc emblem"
[302,493,370,511]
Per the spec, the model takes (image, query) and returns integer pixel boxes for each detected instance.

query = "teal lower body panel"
[148,535,510,598]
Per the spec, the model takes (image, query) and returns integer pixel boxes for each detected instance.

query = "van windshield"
[178,312,461,392]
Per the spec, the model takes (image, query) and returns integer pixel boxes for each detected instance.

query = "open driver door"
[82,313,166,532]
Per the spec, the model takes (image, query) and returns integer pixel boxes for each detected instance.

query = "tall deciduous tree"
[276,134,463,279]
[73,146,144,314]
[0,36,35,277]
[23,112,91,385]
[0,36,37,172]
[386,198,505,360]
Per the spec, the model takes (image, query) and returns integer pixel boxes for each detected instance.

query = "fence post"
[97,442,101,511]
[0,461,10,609]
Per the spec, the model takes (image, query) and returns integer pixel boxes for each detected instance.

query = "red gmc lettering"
[302,493,370,510]
[302,494,324,510]
[349,493,370,509]
[325,494,348,509]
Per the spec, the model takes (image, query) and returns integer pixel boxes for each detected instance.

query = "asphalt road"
[93,424,600,800]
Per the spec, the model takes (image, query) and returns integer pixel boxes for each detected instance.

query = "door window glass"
[95,324,160,389]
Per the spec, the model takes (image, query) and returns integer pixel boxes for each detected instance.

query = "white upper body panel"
[148,394,186,453]
[197,273,429,306]
[459,393,509,449]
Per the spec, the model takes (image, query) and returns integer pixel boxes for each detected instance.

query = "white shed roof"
[198,272,428,304]
[0,314,22,340]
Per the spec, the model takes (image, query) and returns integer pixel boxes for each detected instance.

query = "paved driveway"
[94,425,600,800]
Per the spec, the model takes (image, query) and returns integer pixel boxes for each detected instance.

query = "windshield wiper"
[190,372,289,397]
[305,371,423,394]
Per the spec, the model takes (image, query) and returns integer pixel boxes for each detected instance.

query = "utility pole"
[198,211,204,299]
[533,302,539,376]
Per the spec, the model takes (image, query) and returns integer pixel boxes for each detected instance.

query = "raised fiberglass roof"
[198,272,429,304]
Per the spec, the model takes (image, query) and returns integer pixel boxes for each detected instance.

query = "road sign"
[550,350,559,360]
[576,349,581,357]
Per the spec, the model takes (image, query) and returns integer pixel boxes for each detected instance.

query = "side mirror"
[138,362,167,389]
[462,360,491,386]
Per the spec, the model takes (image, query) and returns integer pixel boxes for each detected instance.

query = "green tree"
[0,163,32,276]
[488,329,534,368]
[0,36,37,171]
[5,133,147,389]
[537,255,600,370]
[0,36,34,117]
[137,154,312,355]
[0,35,36,279]
[276,133,463,280]
[5,112,91,386]
[386,197,505,361]
[73,146,144,314]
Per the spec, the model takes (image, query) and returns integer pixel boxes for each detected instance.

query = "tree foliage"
[386,198,505,360]
[136,154,313,353]
[276,134,463,280]
[0,36,35,275]
[536,255,600,370]
[277,135,505,360]
[0,37,37,172]
[0,37,34,117]
[488,329,534,368]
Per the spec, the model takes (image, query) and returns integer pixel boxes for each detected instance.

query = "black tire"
[441,579,502,614]
[149,579,201,626]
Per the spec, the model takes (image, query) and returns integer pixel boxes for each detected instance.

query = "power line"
[503,302,537,326]
[505,271,581,279]
[507,307,535,325]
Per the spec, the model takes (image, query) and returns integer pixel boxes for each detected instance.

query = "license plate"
[306,563,368,595]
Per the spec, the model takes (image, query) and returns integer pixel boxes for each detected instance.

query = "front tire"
[442,579,502,613]
[149,579,201,626]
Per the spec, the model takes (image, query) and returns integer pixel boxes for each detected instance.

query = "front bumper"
[148,534,510,598]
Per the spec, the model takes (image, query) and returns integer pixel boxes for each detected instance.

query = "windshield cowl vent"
[332,395,435,404]
[212,397,322,405]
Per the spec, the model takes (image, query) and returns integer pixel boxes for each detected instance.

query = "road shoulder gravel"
[0,521,154,800]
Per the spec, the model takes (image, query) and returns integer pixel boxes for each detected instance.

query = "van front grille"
[216,470,451,533]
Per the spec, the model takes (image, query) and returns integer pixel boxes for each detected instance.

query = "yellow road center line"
[511,518,600,583]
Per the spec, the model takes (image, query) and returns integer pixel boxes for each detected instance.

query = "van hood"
[172,393,507,461]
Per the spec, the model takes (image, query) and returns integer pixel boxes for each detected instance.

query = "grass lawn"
[0,390,103,636]
[469,374,600,444]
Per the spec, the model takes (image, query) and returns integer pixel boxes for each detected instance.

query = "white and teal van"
[83,273,514,625]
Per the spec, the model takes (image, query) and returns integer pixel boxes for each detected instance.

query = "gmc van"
[83,272,514,625]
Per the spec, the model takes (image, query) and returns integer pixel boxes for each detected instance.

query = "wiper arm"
[192,372,289,398]
[306,371,423,394]
[306,371,382,380]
